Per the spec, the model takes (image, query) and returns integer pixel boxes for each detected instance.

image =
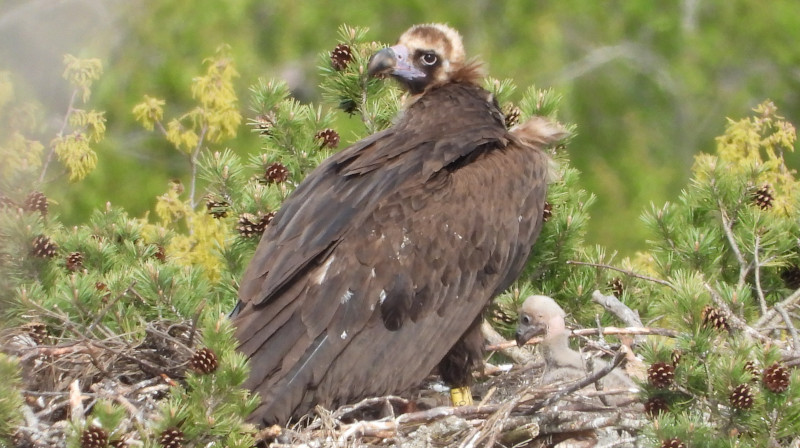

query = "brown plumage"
[515,295,638,405]
[233,24,565,425]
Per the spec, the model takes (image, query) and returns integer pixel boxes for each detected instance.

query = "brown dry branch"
[1,315,197,447]
[481,320,536,364]
[267,349,644,448]
[487,326,679,351]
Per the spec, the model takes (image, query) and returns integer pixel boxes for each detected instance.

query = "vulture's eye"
[521,315,530,325]
[420,53,438,66]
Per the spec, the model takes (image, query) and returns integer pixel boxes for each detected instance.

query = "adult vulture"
[232,23,565,425]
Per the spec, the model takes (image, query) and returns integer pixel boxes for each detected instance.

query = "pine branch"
[755,287,800,329]
[718,205,751,289]
[703,282,782,346]
[774,303,800,351]
[566,260,673,287]
[753,234,769,316]
[591,290,643,327]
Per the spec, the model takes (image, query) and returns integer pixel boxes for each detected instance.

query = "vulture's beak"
[515,324,543,347]
[367,45,425,81]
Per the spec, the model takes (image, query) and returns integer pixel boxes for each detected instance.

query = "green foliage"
[2,14,799,446]
[0,48,258,446]
[146,316,258,448]
[0,54,105,192]
[633,103,800,447]
[0,354,23,444]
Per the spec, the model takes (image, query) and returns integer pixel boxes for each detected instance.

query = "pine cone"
[330,43,353,71]
[780,265,800,289]
[542,201,552,222]
[81,426,109,448]
[31,235,58,258]
[24,191,48,216]
[763,362,790,393]
[729,383,754,409]
[254,112,276,136]
[315,128,340,149]
[489,303,516,325]
[660,438,686,448]
[26,322,49,345]
[0,194,16,209]
[205,199,230,219]
[66,251,84,271]
[265,162,289,184]
[701,305,730,331]
[671,350,682,366]
[503,104,521,128]
[262,211,276,228]
[645,396,669,417]
[752,183,774,210]
[153,244,166,262]
[647,362,675,388]
[159,427,184,448]
[608,277,624,298]
[744,360,760,381]
[238,213,268,238]
[190,347,219,374]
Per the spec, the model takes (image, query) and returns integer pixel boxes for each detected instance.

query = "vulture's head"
[368,23,477,94]
[515,295,567,347]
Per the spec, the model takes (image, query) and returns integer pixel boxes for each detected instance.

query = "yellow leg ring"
[449,386,473,406]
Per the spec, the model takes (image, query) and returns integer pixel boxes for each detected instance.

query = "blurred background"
[1,0,799,255]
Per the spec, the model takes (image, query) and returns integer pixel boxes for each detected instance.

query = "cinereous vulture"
[232,23,566,425]
[515,295,638,405]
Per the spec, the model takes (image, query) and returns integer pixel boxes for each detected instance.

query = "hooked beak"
[515,323,544,347]
[367,45,426,81]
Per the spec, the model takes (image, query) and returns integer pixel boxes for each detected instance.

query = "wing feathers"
[234,80,558,424]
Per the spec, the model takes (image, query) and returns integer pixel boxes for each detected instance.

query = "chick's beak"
[367,45,425,80]
[515,328,530,347]
[515,324,543,347]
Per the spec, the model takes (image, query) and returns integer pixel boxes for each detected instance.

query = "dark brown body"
[233,81,551,425]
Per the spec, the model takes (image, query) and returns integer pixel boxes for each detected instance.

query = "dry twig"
[487,326,678,351]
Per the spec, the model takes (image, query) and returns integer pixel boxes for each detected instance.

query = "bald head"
[367,23,472,94]
[515,295,567,346]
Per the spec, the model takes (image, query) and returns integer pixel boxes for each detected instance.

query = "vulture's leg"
[438,315,484,406]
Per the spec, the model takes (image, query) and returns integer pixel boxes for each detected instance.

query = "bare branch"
[718,206,750,288]
[753,235,769,316]
[39,88,79,183]
[591,290,643,327]
[481,320,535,364]
[774,303,800,351]
[488,326,679,352]
[188,124,209,209]
[566,260,673,287]
[755,287,800,328]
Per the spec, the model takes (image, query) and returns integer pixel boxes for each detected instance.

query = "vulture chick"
[515,295,638,404]
[233,24,566,426]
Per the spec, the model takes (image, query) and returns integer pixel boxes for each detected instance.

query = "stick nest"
[2,319,645,448]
